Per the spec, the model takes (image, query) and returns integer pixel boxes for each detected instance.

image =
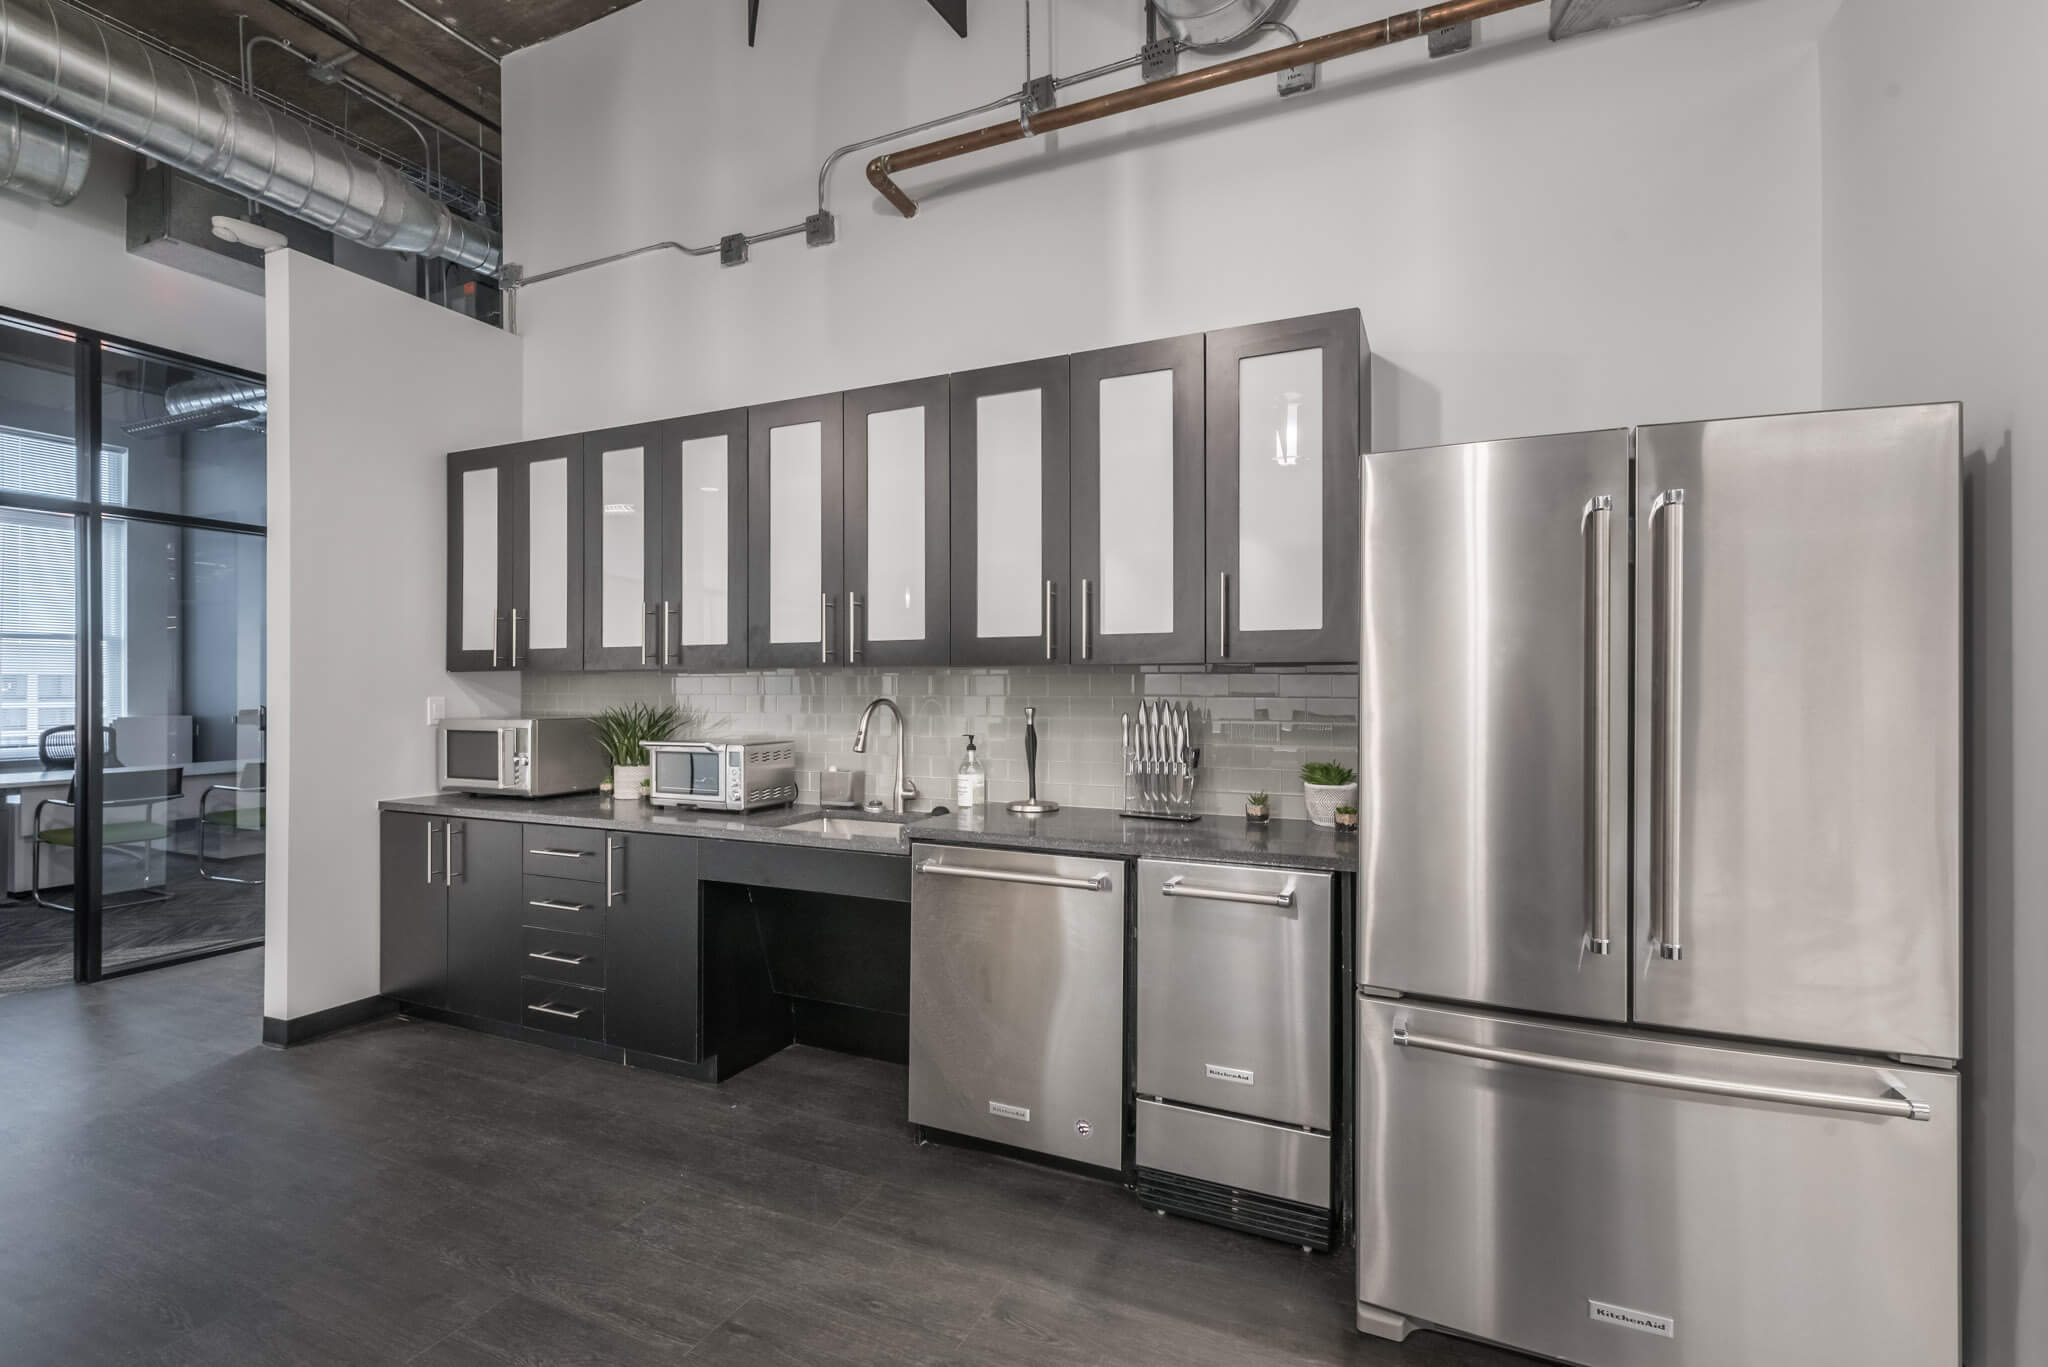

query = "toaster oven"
[644,738,798,812]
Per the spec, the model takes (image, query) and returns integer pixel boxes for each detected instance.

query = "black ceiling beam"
[924,0,968,37]
[261,0,500,134]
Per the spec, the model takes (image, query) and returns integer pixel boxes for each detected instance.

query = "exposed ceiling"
[73,0,645,207]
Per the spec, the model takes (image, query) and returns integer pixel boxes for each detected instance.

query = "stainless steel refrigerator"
[1354,405,1961,1367]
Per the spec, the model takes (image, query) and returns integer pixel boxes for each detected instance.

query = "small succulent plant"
[1300,761,1357,787]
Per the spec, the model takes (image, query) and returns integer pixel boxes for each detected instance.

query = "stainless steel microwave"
[438,717,606,798]
[644,738,797,812]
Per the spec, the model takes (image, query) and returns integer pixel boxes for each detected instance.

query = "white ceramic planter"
[612,764,651,801]
[1302,781,1358,828]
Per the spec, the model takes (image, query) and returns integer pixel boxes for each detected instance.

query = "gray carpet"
[0,849,263,994]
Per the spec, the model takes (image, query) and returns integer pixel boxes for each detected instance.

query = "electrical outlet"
[427,696,446,725]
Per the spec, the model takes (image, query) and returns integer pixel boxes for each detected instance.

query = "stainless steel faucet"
[853,696,918,813]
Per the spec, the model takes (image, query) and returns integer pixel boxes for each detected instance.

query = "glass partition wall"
[0,310,265,992]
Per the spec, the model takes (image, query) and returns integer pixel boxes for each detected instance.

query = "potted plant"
[1300,760,1358,828]
[1333,803,1359,833]
[1246,791,1271,823]
[591,702,690,801]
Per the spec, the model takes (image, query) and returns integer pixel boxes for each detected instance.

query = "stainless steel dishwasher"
[1134,857,1336,1249]
[909,843,1125,1173]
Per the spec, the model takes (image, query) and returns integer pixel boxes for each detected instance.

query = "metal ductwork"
[0,101,87,205]
[0,0,500,273]
[124,376,270,438]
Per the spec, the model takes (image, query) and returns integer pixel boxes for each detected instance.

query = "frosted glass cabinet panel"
[457,465,499,657]
[656,407,749,671]
[845,376,949,667]
[747,393,844,668]
[1206,311,1367,664]
[510,434,584,671]
[580,423,663,670]
[1070,334,1206,664]
[949,357,1069,667]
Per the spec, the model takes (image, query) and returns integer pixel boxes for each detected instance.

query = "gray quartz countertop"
[380,793,1356,872]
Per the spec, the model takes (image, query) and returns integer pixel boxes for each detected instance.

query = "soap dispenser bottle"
[955,733,986,809]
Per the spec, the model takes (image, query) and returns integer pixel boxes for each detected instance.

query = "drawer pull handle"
[1391,1025,1932,1121]
[528,848,592,858]
[1160,876,1293,908]
[528,950,588,966]
[915,860,1110,893]
[527,899,591,913]
[527,1001,587,1021]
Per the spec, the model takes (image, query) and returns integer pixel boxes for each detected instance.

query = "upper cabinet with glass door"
[447,436,585,672]
[655,409,749,672]
[747,393,845,669]
[1205,311,1368,664]
[581,422,664,671]
[1069,334,1205,665]
[844,377,949,668]
[949,358,1070,667]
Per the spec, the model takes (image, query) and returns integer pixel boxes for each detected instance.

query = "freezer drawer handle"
[1391,1025,1931,1121]
[1160,876,1293,909]
[916,860,1111,893]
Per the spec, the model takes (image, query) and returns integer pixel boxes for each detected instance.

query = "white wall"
[0,144,264,371]
[1820,4,2046,1362]
[264,252,522,1023]
[505,0,1831,443]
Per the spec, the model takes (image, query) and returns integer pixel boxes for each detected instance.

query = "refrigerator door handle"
[1651,488,1687,962]
[1583,495,1613,955]
[1391,1024,1932,1121]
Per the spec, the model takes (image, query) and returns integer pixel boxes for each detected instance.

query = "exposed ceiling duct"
[0,0,501,273]
[123,375,269,437]
[0,101,88,205]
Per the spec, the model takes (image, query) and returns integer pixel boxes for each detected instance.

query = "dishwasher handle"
[916,860,1112,893]
[1160,875,1292,908]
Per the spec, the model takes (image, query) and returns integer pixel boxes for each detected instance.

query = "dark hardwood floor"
[0,950,1545,1366]
[0,851,265,995]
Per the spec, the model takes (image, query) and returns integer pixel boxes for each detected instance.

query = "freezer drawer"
[1356,996,1959,1367]
[908,844,1125,1173]
[1135,859,1333,1129]
[1136,1097,1330,1209]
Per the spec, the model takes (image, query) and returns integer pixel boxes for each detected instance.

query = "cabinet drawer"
[521,824,611,883]
[1135,859,1333,1130]
[521,977,604,1041]
[521,926,604,989]
[1136,1097,1331,1209]
[522,874,606,935]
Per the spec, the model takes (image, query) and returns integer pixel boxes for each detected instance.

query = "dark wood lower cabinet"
[379,812,448,1008]
[444,818,524,1024]
[603,832,701,1062]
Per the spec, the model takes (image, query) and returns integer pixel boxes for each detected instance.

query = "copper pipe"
[868,0,1544,216]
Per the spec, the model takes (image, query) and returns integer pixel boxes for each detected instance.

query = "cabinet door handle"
[1217,571,1230,658]
[528,950,589,966]
[527,1001,586,1021]
[1080,578,1093,661]
[445,822,460,887]
[1043,580,1057,661]
[641,602,653,665]
[604,835,621,906]
[848,591,863,664]
[425,820,439,884]
[661,600,673,665]
[820,593,836,664]
[491,612,502,668]
[510,608,522,668]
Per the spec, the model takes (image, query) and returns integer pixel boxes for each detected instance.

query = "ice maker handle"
[916,860,1111,893]
[1391,1025,1931,1121]
[1160,875,1293,909]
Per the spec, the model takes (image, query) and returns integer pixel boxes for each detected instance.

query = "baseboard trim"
[262,994,396,1047]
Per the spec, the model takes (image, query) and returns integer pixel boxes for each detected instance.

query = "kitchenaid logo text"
[1589,1301,1675,1338]
[1205,1064,1255,1085]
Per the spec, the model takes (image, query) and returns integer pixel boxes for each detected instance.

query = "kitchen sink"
[778,816,908,842]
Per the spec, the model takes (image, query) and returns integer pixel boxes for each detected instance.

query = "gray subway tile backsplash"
[522,666,1359,822]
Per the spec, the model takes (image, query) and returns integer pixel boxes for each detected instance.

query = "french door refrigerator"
[1354,406,1961,1367]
